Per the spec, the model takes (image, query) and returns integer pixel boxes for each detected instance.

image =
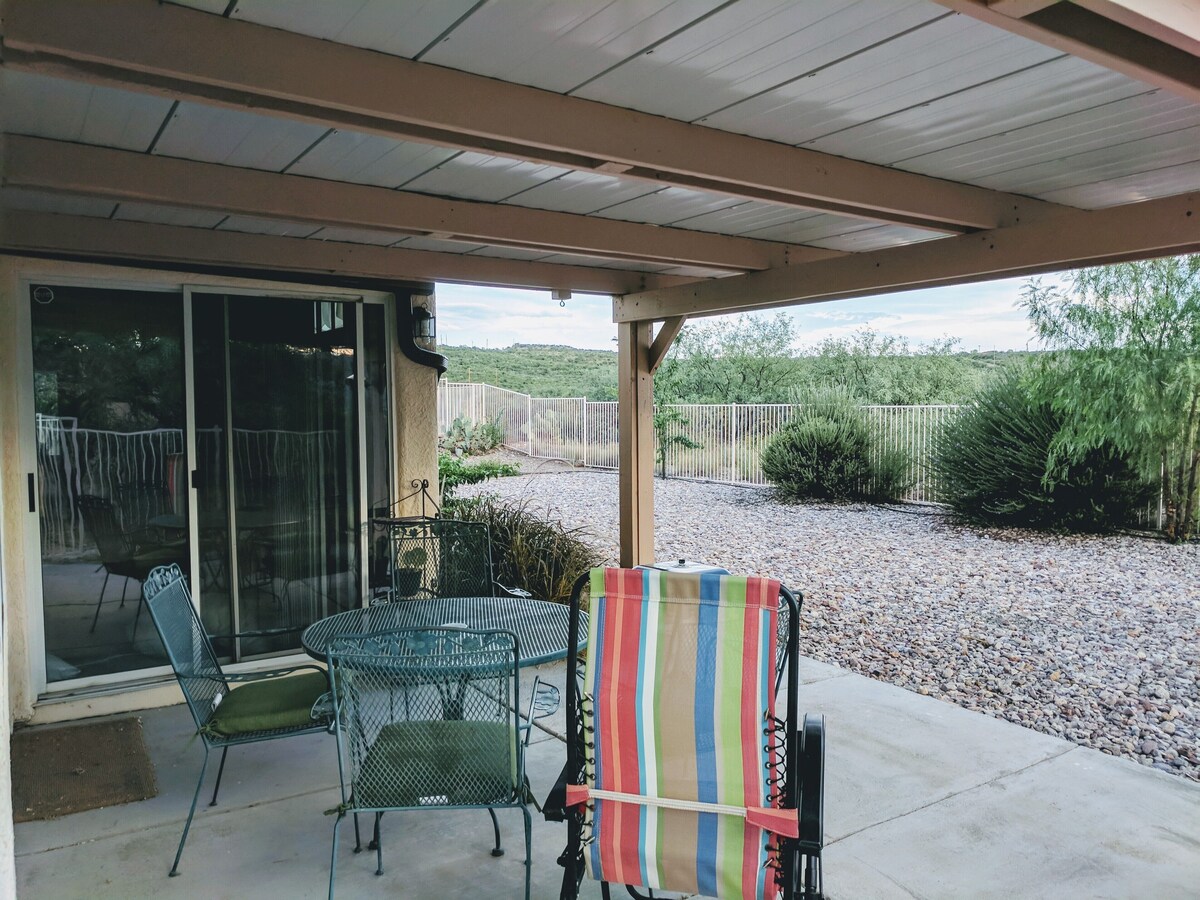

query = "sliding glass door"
[31,284,190,682]
[193,293,364,659]
[32,281,392,689]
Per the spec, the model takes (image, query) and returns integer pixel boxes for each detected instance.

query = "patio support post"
[617,319,654,567]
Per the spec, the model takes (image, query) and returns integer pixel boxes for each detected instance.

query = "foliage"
[443,343,618,399]
[656,313,800,403]
[933,370,1152,531]
[760,387,911,502]
[806,329,983,405]
[445,494,603,604]
[439,413,505,456]
[1022,257,1200,541]
[437,453,518,504]
[652,408,701,478]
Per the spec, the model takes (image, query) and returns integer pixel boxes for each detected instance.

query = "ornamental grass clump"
[761,387,910,502]
[933,369,1151,532]
[445,494,603,605]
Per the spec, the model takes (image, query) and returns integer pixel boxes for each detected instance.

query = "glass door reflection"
[197,294,362,657]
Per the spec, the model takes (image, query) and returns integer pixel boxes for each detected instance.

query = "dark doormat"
[11,716,158,822]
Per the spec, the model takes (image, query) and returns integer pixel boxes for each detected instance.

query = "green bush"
[446,494,603,604]
[761,388,910,502]
[933,370,1152,531]
[438,454,518,504]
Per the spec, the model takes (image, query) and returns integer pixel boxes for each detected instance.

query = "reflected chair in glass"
[553,567,826,900]
[378,518,530,602]
[76,494,185,635]
[326,627,534,900]
[142,563,332,877]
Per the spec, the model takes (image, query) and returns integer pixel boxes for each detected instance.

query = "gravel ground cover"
[465,467,1200,781]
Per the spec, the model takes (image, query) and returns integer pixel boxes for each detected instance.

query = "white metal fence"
[438,383,959,502]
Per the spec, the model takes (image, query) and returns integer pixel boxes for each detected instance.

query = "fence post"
[730,406,738,482]
[527,395,532,457]
[582,400,589,468]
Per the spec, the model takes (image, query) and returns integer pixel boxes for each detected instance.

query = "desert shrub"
[438,454,518,504]
[933,370,1152,531]
[440,414,504,456]
[761,388,910,502]
[446,494,603,604]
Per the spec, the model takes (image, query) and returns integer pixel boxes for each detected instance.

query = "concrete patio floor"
[14,657,1200,899]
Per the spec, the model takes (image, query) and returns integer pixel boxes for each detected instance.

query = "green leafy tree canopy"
[1021,256,1200,541]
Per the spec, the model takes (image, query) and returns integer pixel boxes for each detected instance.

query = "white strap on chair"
[565,784,799,838]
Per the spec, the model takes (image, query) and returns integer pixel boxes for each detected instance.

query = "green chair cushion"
[206,670,328,737]
[355,720,517,809]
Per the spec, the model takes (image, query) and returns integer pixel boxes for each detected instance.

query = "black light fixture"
[412,304,436,341]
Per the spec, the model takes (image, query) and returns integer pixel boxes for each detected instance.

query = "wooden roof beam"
[1,136,817,271]
[0,210,698,295]
[1,0,1063,234]
[616,192,1200,321]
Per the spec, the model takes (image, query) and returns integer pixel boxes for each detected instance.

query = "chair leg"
[329,812,343,900]
[89,571,110,633]
[132,583,145,639]
[488,807,504,857]
[352,812,362,853]
[119,576,129,608]
[522,805,533,900]
[209,747,229,806]
[374,812,384,876]
[170,746,209,876]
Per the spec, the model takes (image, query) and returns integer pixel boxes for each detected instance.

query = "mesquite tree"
[1022,256,1200,542]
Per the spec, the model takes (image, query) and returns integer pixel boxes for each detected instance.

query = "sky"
[434,273,1068,353]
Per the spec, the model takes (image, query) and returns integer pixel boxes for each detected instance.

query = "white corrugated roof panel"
[811,58,1144,166]
[591,187,743,225]
[700,13,1059,146]
[467,246,556,261]
[0,71,172,152]
[152,102,328,171]
[896,89,1199,184]
[112,202,227,229]
[1040,160,1200,208]
[285,130,458,187]
[975,125,1200,197]
[535,253,673,272]
[575,0,941,122]
[403,152,572,201]
[228,0,480,61]
[397,236,486,254]
[503,171,659,215]
[0,187,118,219]
[422,0,728,94]
[217,215,323,238]
[807,225,943,252]
[308,226,402,246]
[739,213,877,245]
[668,202,817,236]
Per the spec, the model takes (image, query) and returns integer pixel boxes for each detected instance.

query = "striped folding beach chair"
[556,567,825,900]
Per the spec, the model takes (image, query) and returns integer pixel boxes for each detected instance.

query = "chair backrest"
[116,480,171,532]
[568,567,800,900]
[327,627,520,811]
[385,518,497,600]
[143,564,229,733]
[76,494,133,563]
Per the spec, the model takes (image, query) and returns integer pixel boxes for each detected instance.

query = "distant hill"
[441,343,1037,403]
[442,344,619,399]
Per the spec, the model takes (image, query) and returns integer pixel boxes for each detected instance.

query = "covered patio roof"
[1,0,1198,563]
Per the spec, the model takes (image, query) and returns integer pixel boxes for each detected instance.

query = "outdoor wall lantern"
[411,299,436,341]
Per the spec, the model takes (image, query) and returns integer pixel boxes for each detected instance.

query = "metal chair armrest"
[219,664,329,684]
[496,581,533,599]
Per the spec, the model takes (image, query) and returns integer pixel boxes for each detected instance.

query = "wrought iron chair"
[142,563,332,877]
[553,567,826,900]
[375,518,531,603]
[326,626,534,899]
[76,494,185,634]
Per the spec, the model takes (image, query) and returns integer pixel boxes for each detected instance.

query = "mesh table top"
[301,596,586,667]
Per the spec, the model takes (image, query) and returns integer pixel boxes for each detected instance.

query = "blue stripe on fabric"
[694,572,721,897]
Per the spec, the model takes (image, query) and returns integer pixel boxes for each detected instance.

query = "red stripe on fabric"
[565,784,590,808]
[596,569,625,882]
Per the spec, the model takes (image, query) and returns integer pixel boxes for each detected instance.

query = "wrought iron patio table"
[300,595,586,667]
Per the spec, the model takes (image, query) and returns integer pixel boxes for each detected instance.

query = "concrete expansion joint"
[825,745,1075,848]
